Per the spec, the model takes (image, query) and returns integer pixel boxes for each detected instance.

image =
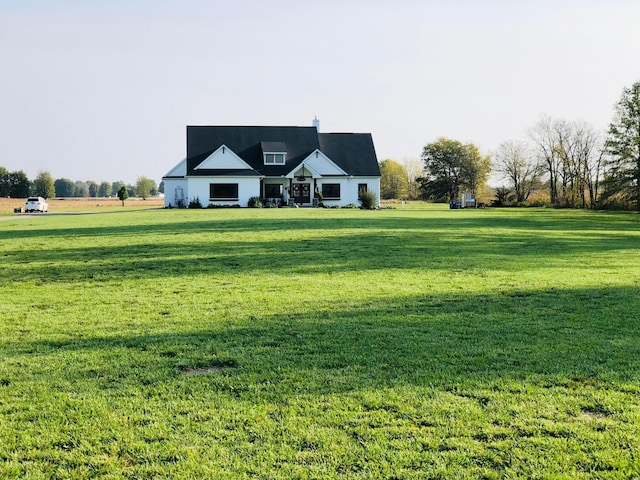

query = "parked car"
[25,197,48,213]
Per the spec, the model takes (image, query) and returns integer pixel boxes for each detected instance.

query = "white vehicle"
[25,197,48,213]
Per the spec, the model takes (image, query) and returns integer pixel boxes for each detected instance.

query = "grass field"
[0,197,164,215]
[1,205,639,478]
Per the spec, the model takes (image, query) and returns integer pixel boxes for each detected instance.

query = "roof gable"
[194,144,253,170]
[287,150,347,177]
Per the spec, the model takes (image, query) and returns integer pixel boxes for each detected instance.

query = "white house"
[163,123,381,208]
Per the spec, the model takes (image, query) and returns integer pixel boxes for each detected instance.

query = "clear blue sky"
[1,0,638,184]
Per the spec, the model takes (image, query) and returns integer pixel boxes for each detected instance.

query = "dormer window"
[264,153,286,165]
[261,142,287,165]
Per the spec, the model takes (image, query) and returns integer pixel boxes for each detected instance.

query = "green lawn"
[1,205,639,478]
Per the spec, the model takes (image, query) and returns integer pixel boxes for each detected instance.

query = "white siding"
[187,177,261,207]
[316,177,380,207]
[163,178,189,208]
[358,177,381,207]
[302,151,346,176]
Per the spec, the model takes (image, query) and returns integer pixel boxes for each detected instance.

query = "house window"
[210,183,238,200]
[321,183,340,199]
[264,183,283,198]
[264,153,286,165]
[358,183,368,197]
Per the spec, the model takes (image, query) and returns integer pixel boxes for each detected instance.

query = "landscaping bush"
[188,197,202,208]
[359,190,378,210]
[248,196,263,208]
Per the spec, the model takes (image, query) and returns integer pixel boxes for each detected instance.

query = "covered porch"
[261,164,321,207]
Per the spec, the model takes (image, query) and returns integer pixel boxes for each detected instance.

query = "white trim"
[263,152,286,165]
[285,161,322,179]
[163,157,187,178]
[194,145,253,170]
[301,149,348,176]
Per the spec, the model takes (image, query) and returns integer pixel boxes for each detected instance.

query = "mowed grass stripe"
[1,205,639,478]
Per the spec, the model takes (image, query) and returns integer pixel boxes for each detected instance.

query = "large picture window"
[321,183,340,199]
[210,183,238,200]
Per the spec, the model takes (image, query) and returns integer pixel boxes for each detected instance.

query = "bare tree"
[561,121,604,208]
[528,116,562,205]
[402,157,424,200]
[552,119,575,205]
[493,140,541,204]
[529,116,604,208]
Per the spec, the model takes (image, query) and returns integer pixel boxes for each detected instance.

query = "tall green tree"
[420,137,490,202]
[379,159,409,199]
[134,176,157,200]
[8,170,30,198]
[604,80,640,211]
[54,178,75,197]
[33,171,55,198]
[117,185,129,206]
[460,143,491,197]
[420,138,465,202]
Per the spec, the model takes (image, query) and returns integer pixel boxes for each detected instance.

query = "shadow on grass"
[1,207,639,241]
[3,210,640,394]
[4,286,640,396]
[3,226,640,283]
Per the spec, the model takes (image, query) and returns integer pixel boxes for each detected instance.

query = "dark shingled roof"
[186,126,379,177]
[261,141,287,153]
[318,133,380,176]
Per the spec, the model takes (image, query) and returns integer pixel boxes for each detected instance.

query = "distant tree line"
[379,79,640,211]
[0,169,163,200]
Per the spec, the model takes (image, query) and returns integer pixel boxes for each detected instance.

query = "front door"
[292,183,310,204]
